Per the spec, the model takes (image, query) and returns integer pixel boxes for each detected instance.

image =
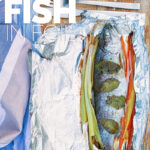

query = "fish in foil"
[30,12,149,150]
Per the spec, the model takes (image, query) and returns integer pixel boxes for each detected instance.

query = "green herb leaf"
[99,119,119,134]
[95,78,120,93]
[106,96,126,110]
[96,60,121,74]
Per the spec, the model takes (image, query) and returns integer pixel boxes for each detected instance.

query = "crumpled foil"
[30,12,149,150]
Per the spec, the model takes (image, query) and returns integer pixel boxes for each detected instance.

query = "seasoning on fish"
[95,78,120,93]
[96,60,121,74]
[106,96,126,110]
[99,119,120,134]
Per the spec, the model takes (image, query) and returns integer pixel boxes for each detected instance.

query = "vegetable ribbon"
[81,34,104,149]
[118,33,136,150]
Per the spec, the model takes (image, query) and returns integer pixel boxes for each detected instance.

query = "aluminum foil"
[30,12,149,150]
[83,12,149,150]
[30,30,92,150]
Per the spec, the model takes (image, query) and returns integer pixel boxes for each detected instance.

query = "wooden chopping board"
[41,0,150,149]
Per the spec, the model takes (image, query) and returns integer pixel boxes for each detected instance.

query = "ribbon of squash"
[119,32,136,150]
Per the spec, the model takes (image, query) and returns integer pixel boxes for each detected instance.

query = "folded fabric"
[0,27,31,148]
[0,0,41,149]
[0,102,30,150]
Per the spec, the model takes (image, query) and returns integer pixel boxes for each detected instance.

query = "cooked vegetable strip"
[81,34,104,149]
[119,33,136,150]
[120,36,128,78]
[81,37,89,124]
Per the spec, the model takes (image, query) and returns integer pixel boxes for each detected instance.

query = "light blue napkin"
[0,0,41,149]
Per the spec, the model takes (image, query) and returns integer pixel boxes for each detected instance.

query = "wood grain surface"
[42,0,150,149]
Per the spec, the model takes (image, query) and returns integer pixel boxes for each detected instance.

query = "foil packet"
[30,12,149,150]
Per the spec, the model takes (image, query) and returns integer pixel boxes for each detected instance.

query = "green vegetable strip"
[91,40,104,147]
[89,135,94,150]
[81,35,104,149]
[81,37,89,123]
[84,44,95,136]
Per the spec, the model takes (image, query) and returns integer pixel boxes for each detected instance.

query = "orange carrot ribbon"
[119,33,136,150]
